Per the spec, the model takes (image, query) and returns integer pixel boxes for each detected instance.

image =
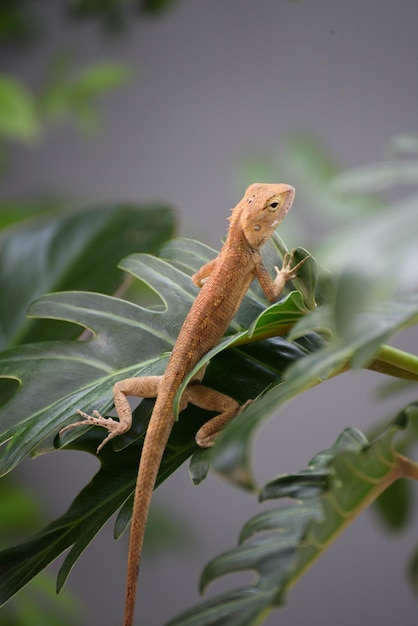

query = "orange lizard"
[60,183,307,626]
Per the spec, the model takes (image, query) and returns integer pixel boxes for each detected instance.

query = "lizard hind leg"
[59,375,162,454]
[186,384,252,448]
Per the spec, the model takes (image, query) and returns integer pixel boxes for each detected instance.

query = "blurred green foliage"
[0,0,179,38]
[0,0,181,172]
[0,56,132,172]
[0,476,83,625]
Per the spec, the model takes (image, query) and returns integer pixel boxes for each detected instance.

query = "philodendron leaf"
[0,237,316,601]
[166,403,418,626]
[208,292,418,485]
[319,193,418,294]
[0,202,175,349]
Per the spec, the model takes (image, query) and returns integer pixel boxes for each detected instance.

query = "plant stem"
[396,453,418,481]
[368,344,418,381]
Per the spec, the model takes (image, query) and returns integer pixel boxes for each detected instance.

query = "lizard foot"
[274,249,310,282]
[59,409,125,453]
[195,398,253,448]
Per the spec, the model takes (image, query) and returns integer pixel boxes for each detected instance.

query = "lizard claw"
[238,399,253,413]
[59,409,124,453]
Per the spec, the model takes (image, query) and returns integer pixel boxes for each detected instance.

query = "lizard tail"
[123,390,176,626]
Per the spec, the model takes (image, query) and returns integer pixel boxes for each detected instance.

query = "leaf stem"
[396,453,418,481]
[368,344,418,381]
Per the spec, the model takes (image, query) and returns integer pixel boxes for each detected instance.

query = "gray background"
[3,1,418,625]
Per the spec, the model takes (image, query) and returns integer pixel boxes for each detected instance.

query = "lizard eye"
[266,199,281,212]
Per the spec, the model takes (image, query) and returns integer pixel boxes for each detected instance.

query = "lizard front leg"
[255,248,310,302]
[191,257,218,287]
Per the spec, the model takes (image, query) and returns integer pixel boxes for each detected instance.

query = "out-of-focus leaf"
[332,160,418,193]
[0,479,40,537]
[69,0,179,31]
[209,293,418,485]
[0,202,175,349]
[74,63,132,92]
[374,479,412,531]
[3,571,82,626]
[0,75,39,141]
[319,194,418,293]
[0,3,35,43]
[166,404,418,626]
[41,58,132,133]
[142,0,180,13]
[409,547,418,593]
[371,403,418,531]
[0,196,69,229]
[143,505,193,557]
[278,135,381,218]
[389,133,418,156]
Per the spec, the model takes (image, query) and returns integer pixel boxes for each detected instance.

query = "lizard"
[60,182,308,626]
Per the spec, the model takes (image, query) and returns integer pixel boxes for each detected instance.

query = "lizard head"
[236,183,295,248]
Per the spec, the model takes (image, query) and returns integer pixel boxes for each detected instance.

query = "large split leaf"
[208,291,418,486]
[0,202,175,349]
[166,403,418,626]
[0,236,317,602]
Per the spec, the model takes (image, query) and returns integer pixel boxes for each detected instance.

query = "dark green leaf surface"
[0,202,175,349]
[0,237,314,601]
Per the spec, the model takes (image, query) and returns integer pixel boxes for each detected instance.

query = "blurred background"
[1,1,418,625]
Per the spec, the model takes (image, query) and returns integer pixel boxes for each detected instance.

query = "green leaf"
[0,202,175,349]
[69,0,178,30]
[389,133,418,156]
[0,478,40,537]
[208,292,418,486]
[40,57,132,133]
[371,403,418,530]
[319,194,418,293]
[74,62,132,93]
[373,478,412,531]
[331,160,418,193]
[166,404,418,626]
[0,4,35,43]
[0,196,68,229]
[409,546,418,593]
[141,0,180,14]
[0,75,39,141]
[0,238,313,600]
[3,572,82,626]
[277,134,381,219]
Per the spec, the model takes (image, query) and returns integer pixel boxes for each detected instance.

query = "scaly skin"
[60,183,307,626]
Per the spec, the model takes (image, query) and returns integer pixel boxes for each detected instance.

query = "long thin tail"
[124,390,176,626]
